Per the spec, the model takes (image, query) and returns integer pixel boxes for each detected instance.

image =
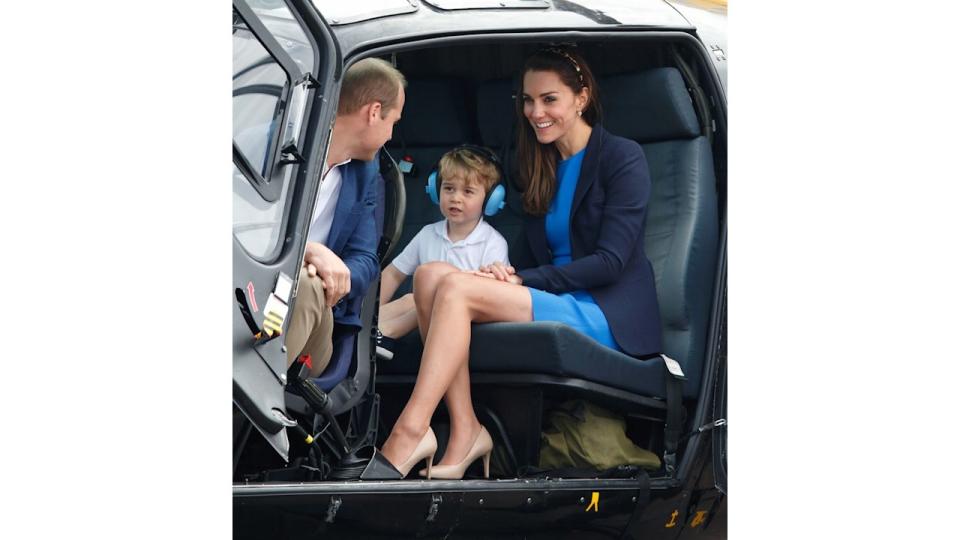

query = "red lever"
[299,354,313,371]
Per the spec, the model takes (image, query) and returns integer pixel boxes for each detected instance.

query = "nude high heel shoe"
[360,427,438,480]
[395,427,438,479]
[419,426,493,480]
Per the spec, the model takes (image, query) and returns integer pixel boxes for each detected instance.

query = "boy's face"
[439,175,485,227]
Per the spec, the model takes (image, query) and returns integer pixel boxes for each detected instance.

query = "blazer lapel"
[570,125,604,225]
[327,162,358,253]
[525,213,550,265]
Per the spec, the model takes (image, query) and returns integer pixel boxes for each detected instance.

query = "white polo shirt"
[390,218,510,275]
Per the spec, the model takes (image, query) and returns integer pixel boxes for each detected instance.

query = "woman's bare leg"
[410,262,482,465]
[380,272,532,469]
[413,262,460,339]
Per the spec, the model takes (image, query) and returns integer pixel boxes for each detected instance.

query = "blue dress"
[527,149,621,352]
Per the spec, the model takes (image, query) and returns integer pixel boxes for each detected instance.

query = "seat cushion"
[379,322,671,398]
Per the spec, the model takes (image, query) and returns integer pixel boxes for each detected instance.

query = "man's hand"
[478,262,523,285]
[304,242,351,306]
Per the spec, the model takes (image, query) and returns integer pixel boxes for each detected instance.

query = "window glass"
[233,163,293,259]
[250,1,315,73]
[233,20,286,178]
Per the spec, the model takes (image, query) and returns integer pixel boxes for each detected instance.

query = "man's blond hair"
[337,58,407,117]
[437,147,500,195]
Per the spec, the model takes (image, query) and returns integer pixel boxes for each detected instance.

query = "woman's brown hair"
[515,46,602,216]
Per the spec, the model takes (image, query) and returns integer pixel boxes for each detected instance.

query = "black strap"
[661,354,686,476]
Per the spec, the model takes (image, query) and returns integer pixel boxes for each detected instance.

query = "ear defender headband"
[426,144,506,217]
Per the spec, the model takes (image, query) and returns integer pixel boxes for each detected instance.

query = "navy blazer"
[516,125,662,357]
[325,158,380,329]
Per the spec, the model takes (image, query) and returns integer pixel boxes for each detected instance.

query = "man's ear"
[367,101,383,124]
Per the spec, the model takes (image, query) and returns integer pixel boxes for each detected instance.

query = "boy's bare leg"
[380,307,420,339]
[378,294,419,338]
[379,293,414,322]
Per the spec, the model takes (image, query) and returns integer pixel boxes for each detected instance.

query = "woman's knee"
[413,262,459,297]
[433,271,477,307]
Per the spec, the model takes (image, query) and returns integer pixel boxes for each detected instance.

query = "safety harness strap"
[661,354,686,475]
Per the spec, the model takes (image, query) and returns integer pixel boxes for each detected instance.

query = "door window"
[232,2,311,260]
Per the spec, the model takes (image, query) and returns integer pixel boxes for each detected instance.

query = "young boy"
[378,146,509,349]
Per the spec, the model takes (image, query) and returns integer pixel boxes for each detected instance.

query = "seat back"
[601,67,720,397]
[385,78,476,290]
[476,78,526,259]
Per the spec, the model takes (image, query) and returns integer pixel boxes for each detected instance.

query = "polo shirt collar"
[433,218,490,246]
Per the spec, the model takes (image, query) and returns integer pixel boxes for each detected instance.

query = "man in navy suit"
[285,58,406,377]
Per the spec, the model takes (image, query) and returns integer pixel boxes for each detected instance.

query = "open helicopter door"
[232,0,341,461]
[710,232,727,496]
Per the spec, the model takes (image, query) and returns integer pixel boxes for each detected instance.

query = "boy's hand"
[304,242,351,306]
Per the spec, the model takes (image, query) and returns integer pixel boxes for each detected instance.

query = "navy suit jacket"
[325,158,380,329]
[516,125,662,357]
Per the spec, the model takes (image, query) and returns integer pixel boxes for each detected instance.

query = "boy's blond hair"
[437,147,500,194]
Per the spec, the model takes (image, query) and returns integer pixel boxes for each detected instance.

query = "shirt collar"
[433,218,490,245]
[322,158,352,179]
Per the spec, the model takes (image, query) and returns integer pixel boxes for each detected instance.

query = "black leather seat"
[381,67,718,401]
[384,78,477,296]
[475,78,527,258]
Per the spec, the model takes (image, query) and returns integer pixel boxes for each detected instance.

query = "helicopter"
[233,0,727,537]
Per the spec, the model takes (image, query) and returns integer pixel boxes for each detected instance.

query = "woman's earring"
[577,110,583,117]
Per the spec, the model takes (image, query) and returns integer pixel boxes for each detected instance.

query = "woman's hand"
[478,262,523,285]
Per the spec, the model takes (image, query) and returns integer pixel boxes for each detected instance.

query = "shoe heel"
[425,454,434,480]
[482,451,491,479]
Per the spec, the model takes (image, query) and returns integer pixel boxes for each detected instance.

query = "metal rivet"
[478,498,484,505]
[280,374,287,384]
[281,345,287,353]
[632,496,637,503]
[580,497,586,504]
[526,497,533,504]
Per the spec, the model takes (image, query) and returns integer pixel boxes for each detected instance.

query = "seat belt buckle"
[254,272,293,345]
[661,354,687,380]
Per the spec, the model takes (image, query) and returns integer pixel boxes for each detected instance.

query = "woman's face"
[521,69,587,146]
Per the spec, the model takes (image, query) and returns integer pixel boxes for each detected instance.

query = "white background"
[2,1,958,538]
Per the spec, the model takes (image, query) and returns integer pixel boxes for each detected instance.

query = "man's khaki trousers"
[284,267,334,378]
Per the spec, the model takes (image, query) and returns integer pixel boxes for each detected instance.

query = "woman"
[361,47,662,480]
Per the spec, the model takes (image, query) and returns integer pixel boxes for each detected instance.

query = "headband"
[540,47,586,88]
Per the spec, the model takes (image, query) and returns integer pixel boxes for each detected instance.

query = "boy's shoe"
[375,329,396,361]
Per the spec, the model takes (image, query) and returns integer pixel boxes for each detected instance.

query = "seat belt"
[661,353,687,476]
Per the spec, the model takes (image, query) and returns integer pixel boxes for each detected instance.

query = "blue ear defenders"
[425,144,506,217]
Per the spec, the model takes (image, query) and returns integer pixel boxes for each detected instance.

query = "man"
[285,57,406,377]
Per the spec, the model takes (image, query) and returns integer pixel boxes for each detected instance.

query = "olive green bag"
[539,400,661,471]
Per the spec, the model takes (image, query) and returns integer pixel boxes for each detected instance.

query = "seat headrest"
[600,68,700,143]
[397,79,473,146]
[477,78,518,148]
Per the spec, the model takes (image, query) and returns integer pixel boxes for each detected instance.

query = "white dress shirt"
[307,159,351,245]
